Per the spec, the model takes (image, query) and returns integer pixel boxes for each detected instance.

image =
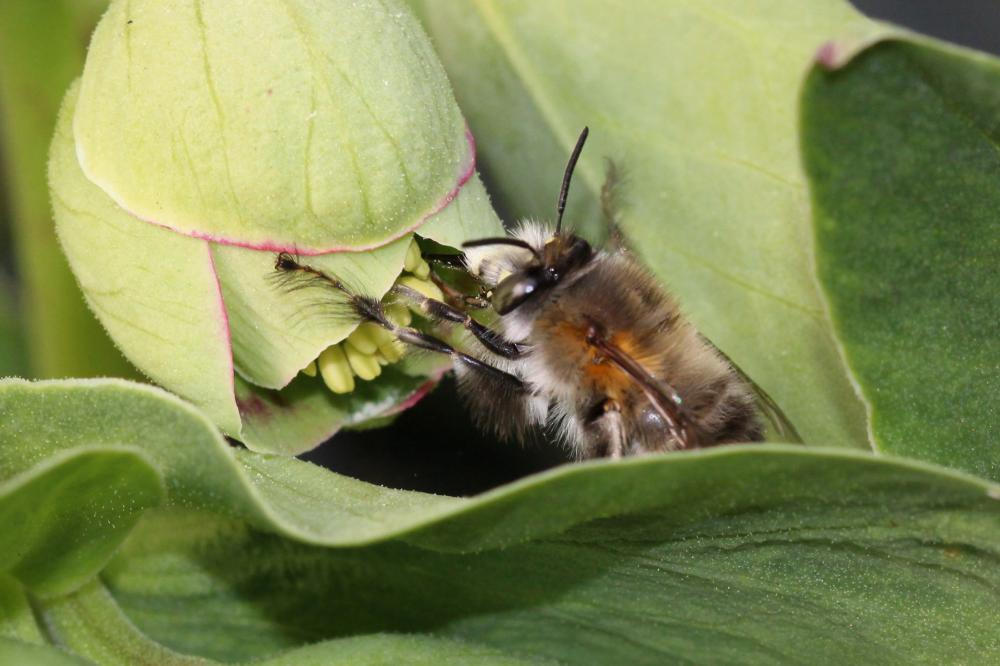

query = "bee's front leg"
[391,283,527,359]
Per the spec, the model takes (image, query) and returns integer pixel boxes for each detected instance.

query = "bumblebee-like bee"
[277,128,795,458]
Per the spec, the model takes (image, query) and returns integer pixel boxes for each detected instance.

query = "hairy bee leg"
[584,399,627,459]
[392,284,526,359]
[392,326,525,388]
[275,253,533,429]
[366,294,540,441]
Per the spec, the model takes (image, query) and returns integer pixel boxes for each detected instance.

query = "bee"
[277,128,797,458]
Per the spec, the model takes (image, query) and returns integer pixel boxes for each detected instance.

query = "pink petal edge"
[205,242,237,411]
[815,41,843,70]
[145,127,477,256]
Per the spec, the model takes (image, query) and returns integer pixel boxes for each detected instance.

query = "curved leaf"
[38,578,542,665]
[105,472,1000,664]
[0,574,44,642]
[0,447,163,597]
[41,580,209,665]
[5,378,1000,663]
[255,634,544,666]
[0,638,90,666]
[802,39,1000,481]
[411,0,894,447]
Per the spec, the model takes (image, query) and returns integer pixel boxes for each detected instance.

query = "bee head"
[465,126,594,316]
[486,232,592,315]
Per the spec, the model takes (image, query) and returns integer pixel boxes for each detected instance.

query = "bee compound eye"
[492,272,540,315]
[566,237,592,267]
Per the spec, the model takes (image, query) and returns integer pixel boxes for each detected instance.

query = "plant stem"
[0,0,134,378]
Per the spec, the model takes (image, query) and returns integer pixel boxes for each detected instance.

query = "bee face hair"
[276,127,792,459]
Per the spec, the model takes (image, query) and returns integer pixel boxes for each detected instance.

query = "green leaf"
[5,378,1000,662]
[0,637,90,666]
[0,0,134,379]
[255,634,544,666]
[802,40,1000,482]
[410,0,896,447]
[74,0,470,252]
[41,580,209,665]
[38,578,541,665]
[105,455,1000,664]
[0,574,45,643]
[0,378,463,546]
[0,447,163,597]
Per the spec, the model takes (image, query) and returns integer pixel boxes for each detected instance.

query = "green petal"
[50,82,241,434]
[418,172,505,247]
[215,172,500,452]
[212,236,409,390]
[212,172,500,392]
[235,367,441,456]
[74,0,469,252]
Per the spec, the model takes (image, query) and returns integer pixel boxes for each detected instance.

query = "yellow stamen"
[300,361,317,377]
[412,259,431,279]
[345,322,379,355]
[386,304,412,327]
[404,237,422,273]
[364,322,393,346]
[397,275,443,302]
[378,337,405,363]
[318,345,354,394]
[344,343,381,381]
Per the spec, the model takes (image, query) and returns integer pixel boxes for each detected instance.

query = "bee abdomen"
[691,377,764,444]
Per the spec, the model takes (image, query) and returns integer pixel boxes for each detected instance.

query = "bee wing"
[701,336,804,444]
[589,336,700,449]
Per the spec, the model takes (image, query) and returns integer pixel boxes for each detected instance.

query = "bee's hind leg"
[391,284,526,359]
[275,253,538,438]
[579,398,628,459]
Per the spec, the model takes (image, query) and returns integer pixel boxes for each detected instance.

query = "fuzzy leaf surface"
[0,447,162,597]
[803,40,1000,481]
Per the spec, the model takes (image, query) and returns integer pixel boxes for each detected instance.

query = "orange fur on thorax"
[549,321,659,400]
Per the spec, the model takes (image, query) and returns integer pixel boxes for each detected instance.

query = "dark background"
[302,0,1000,496]
[852,0,1000,55]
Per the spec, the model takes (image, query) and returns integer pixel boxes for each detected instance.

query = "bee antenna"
[555,126,589,236]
